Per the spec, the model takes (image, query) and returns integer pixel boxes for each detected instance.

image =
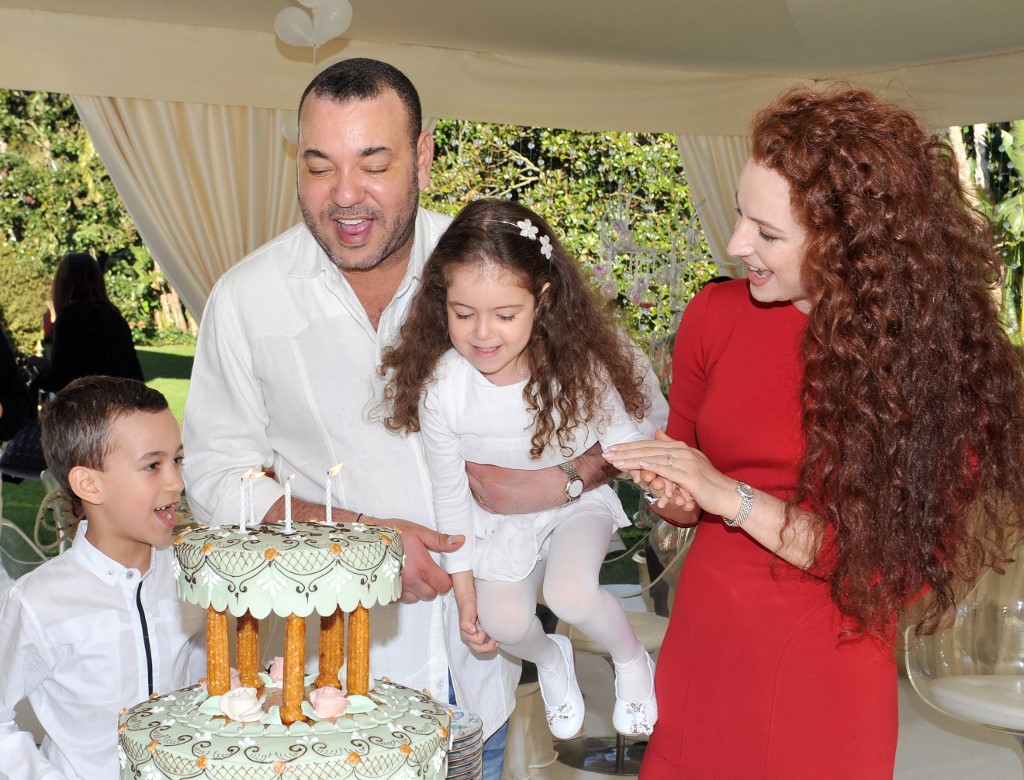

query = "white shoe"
[612,650,658,736]
[539,634,585,740]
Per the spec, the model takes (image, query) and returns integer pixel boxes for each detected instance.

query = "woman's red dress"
[640,280,897,779]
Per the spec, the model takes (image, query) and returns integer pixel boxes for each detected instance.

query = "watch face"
[568,479,584,499]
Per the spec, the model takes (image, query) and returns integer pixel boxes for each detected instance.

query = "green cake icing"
[173,521,403,618]
[118,679,451,780]
[118,520,453,780]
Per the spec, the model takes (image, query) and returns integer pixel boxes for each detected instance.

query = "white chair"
[905,549,1024,752]
[33,470,80,554]
[0,482,49,581]
[554,524,695,775]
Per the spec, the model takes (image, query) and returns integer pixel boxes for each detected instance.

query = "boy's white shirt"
[0,521,205,780]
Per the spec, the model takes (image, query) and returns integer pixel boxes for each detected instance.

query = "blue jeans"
[450,675,509,780]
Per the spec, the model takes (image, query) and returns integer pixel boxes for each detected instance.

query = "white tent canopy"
[2,0,1023,314]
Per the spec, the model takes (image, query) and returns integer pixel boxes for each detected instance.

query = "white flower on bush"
[219,687,265,722]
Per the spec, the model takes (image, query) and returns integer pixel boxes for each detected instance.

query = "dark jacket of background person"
[32,253,144,394]
[0,333,31,440]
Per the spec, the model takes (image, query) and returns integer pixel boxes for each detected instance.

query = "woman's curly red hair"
[380,199,649,458]
[752,86,1024,635]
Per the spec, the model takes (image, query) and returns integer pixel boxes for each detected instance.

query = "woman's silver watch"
[724,481,754,527]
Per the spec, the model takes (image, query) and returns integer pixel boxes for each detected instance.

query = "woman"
[33,253,143,393]
[0,331,30,441]
[604,87,1024,778]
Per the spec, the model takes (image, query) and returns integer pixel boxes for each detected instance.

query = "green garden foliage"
[421,120,717,353]
[0,243,50,350]
[959,121,1024,332]
[0,90,167,353]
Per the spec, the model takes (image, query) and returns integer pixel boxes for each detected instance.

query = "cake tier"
[118,680,450,780]
[174,522,403,618]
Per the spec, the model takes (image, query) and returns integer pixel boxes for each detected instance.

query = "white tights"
[475,509,650,704]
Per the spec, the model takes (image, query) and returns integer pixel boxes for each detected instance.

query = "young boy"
[0,376,205,779]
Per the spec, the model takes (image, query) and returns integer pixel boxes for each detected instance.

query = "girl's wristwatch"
[559,461,584,503]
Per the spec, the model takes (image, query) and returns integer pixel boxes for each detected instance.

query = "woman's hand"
[604,430,738,519]
[607,432,819,569]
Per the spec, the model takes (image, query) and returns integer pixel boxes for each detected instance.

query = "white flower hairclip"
[516,219,540,239]
[539,236,553,260]
[504,218,554,261]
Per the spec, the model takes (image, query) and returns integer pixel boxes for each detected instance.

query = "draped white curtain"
[676,134,750,279]
[72,96,303,320]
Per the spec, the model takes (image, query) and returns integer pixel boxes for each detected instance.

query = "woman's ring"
[666,453,674,467]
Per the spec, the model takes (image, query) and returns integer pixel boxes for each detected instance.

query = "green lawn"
[1,345,195,539]
[137,344,195,420]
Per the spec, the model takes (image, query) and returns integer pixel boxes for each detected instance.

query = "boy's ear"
[67,465,102,505]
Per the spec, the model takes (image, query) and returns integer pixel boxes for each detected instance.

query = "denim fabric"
[450,673,509,780]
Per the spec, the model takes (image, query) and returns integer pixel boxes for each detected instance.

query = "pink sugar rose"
[268,657,285,684]
[309,687,349,718]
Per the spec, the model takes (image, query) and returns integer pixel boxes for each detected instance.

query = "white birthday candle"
[284,474,295,533]
[248,470,262,529]
[325,462,344,525]
[239,468,253,532]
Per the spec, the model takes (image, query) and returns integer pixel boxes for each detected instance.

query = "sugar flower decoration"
[219,687,265,722]
[515,219,539,239]
[268,657,285,685]
[309,687,349,718]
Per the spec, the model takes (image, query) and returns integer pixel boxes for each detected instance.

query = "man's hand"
[383,518,465,604]
[466,442,618,514]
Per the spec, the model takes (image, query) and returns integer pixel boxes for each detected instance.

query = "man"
[183,58,666,777]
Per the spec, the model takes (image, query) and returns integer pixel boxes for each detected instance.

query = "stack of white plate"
[446,707,484,780]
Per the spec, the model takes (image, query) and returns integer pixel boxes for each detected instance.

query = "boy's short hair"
[40,376,169,497]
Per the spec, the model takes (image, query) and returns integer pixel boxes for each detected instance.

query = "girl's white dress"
[418,349,654,582]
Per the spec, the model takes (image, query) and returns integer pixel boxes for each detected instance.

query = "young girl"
[380,199,661,739]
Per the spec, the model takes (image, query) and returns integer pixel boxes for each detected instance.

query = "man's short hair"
[299,57,422,146]
[40,376,169,498]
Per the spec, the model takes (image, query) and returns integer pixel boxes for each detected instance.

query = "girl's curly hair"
[380,199,649,458]
[752,86,1024,636]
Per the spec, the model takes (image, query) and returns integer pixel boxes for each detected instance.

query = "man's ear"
[416,131,435,192]
[67,466,102,505]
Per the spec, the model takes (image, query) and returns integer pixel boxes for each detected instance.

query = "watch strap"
[724,481,754,527]
[558,461,583,502]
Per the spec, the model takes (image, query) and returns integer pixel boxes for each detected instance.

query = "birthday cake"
[118,521,452,780]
